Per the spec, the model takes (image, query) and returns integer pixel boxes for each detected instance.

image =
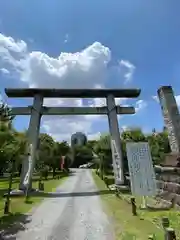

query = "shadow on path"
[0,213,31,240]
[30,189,115,198]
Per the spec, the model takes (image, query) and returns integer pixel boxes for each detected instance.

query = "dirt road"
[3,169,114,240]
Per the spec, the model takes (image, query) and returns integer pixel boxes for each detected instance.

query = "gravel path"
[2,169,114,240]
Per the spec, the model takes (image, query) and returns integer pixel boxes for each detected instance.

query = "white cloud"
[43,98,83,107]
[42,116,93,142]
[0,68,9,75]
[0,34,27,86]
[0,33,138,141]
[20,41,110,89]
[120,125,130,131]
[0,33,27,70]
[152,95,159,103]
[64,34,69,43]
[83,97,128,122]
[135,99,147,113]
[0,34,112,141]
[87,132,101,141]
[119,60,135,84]
[0,33,27,53]
[152,94,180,107]
[86,97,127,107]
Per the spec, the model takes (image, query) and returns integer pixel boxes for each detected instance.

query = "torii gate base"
[5,88,140,194]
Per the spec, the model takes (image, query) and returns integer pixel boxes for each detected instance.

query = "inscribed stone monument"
[158,86,180,153]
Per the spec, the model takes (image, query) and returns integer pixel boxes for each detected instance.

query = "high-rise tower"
[71,132,87,148]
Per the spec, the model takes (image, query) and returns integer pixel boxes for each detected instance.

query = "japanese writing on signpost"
[126,142,157,196]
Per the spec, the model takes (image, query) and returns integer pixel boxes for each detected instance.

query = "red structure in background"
[60,156,65,170]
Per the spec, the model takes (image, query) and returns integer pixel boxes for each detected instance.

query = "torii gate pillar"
[19,94,43,190]
[107,94,124,185]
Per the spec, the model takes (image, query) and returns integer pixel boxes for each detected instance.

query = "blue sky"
[0,0,180,141]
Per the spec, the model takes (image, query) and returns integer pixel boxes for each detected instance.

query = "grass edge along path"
[0,173,69,230]
[92,171,165,240]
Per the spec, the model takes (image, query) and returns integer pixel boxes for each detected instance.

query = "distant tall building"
[71,132,87,148]
[157,86,180,153]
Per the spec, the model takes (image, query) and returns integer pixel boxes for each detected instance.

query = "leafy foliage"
[71,145,93,167]
[91,128,171,176]
[37,134,70,177]
[0,102,14,127]
[0,101,172,178]
[0,103,71,177]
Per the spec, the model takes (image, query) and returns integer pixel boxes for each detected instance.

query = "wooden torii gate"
[5,88,141,191]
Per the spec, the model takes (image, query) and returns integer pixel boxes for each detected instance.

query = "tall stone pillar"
[19,94,43,190]
[158,86,180,153]
[106,94,124,185]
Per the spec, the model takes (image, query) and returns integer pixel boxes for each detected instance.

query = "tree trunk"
[18,164,22,177]
[52,167,56,179]
[0,169,3,176]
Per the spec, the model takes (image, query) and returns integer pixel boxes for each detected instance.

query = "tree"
[63,154,72,171]
[0,102,14,128]
[121,128,146,142]
[71,145,93,167]
[0,103,18,174]
[56,141,70,156]
[94,128,171,177]
[93,134,112,176]
[121,128,146,173]
[37,134,70,177]
[13,131,28,176]
[48,141,70,177]
[147,130,170,165]
[37,133,55,169]
[0,102,72,177]
[86,140,97,150]
[0,130,27,175]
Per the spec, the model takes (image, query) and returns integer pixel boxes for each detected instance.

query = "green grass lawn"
[0,172,69,229]
[92,171,166,240]
[112,189,180,239]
